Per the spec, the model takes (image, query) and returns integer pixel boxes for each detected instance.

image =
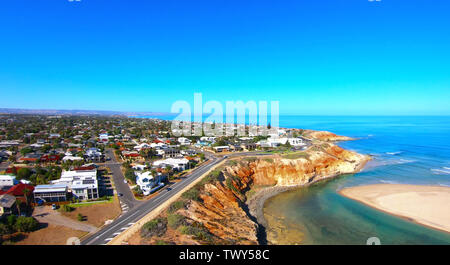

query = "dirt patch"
[15,224,87,245]
[61,197,122,227]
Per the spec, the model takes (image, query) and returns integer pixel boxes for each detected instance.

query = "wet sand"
[339,184,450,233]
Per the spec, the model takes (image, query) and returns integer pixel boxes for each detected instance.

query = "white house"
[277,137,305,147]
[153,158,190,171]
[177,137,192,146]
[135,171,164,195]
[258,136,305,148]
[62,155,83,162]
[133,143,151,151]
[51,168,99,200]
[200,136,216,143]
[85,148,103,161]
[0,175,18,188]
[150,142,167,149]
[99,133,109,142]
[132,164,147,171]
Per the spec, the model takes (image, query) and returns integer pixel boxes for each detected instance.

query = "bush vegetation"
[167,200,186,214]
[140,217,167,238]
[167,214,187,229]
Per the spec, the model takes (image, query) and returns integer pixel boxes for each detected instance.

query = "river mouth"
[263,175,450,245]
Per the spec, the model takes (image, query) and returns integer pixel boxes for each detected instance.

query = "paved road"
[104,149,140,210]
[82,153,223,245]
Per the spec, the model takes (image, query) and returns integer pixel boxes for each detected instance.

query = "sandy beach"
[339,184,450,233]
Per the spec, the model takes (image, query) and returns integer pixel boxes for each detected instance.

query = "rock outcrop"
[303,130,355,141]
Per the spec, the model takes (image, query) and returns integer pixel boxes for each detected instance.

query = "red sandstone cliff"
[136,138,370,245]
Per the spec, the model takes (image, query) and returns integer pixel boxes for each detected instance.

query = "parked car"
[123,179,127,184]
[118,193,123,197]
[51,204,57,210]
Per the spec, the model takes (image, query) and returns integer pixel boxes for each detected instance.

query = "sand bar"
[339,184,450,233]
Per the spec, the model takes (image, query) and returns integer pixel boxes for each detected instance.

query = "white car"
[123,179,127,184]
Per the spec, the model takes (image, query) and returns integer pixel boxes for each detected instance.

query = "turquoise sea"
[138,115,450,244]
[264,116,450,244]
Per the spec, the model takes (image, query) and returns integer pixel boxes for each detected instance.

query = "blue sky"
[0,0,449,115]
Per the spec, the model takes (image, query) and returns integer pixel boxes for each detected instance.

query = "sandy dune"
[339,184,450,233]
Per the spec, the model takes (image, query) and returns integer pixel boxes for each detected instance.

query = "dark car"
[118,193,123,197]
[166,187,172,191]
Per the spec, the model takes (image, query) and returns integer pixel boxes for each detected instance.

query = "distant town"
[0,114,310,245]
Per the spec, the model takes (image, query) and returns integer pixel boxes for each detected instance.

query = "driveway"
[33,206,98,233]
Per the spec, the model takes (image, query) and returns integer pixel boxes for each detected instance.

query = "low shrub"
[181,187,200,201]
[167,214,187,229]
[141,218,167,238]
[167,200,186,214]
[178,222,213,242]
[61,205,74,212]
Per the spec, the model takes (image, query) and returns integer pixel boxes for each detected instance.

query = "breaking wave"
[431,168,450,175]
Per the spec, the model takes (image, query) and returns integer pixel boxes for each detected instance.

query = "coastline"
[247,158,370,244]
[339,184,450,234]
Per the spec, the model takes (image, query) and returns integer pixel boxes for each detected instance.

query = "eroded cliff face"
[167,143,370,245]
[137,131,370,245]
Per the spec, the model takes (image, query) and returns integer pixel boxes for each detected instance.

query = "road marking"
[87,210,141,243]
[85,157,222,245]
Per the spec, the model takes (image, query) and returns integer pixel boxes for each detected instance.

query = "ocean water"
[264,116,450,244]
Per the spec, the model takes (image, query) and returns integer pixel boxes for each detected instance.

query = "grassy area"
[281,151,311,160]
[61,196,121,227]
[66,196,114,208]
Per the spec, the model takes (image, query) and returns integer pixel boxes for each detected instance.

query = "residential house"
[230,145,243,152]
[153,158,190,171]
[84,148,104,162]
[0,141,19,148]
[33,184,69,203]
[0,194,16,218]
[135,171,165,195]
[213,146,230,152]
[18,153,42,163]
[158,148,181,158]
[0,175,19,189]
[240,142,257,151]
[40,154,61,163]
[133,143,151,152]
[177,137,192,146]
[181,149,197,156]
[0,183,34,204]
[99,133,109,143]
[51,168,99,201]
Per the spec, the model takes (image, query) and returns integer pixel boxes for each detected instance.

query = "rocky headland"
[132,131,370,245]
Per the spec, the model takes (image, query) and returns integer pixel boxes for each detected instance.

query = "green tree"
[14,217,39,232]
[20,147,33,156]
[16,168,32,180]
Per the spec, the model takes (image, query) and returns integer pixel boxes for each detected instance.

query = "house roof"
[0,183,34,197]
[0,194,16,208]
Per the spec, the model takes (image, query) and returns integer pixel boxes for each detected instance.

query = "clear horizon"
[1,0,449,115]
